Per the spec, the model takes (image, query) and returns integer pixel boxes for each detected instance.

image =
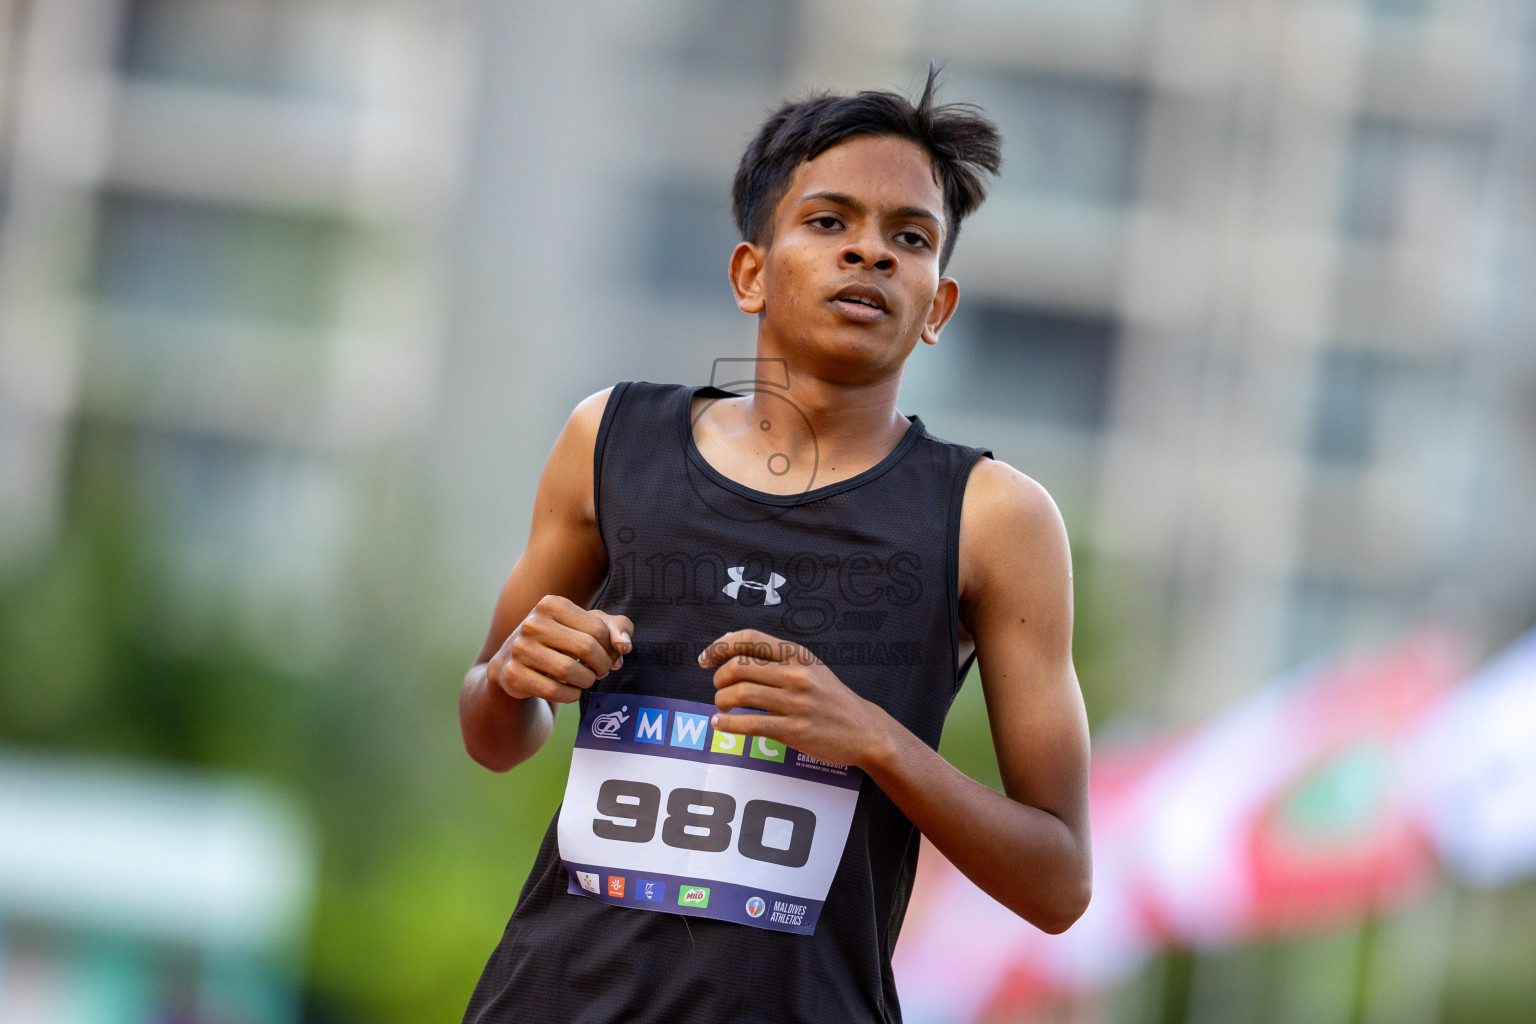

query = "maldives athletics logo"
[745,896,766,918]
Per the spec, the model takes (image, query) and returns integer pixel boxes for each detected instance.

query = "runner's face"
[734,135,959,380]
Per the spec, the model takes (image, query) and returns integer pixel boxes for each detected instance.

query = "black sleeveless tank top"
[464,381,992,1024]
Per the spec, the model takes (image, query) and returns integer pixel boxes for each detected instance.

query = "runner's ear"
[730,241,766,315]
[920,277,960,347]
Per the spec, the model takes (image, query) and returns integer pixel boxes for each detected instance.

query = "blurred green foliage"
[0,422,568,1021]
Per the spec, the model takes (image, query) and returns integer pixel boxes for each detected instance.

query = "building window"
[952,302,1118,429]
[1367,0,1432,20]
[1285,574,1355,665]
[1339,119,1403,242]
[642,179,739,298]
[674,0,797,80]
[91,191,348,329]
[968,71,1143,206]
[1311,349,1384,465]
[1284,573,1410,667]
[134,430,346,609]
[1339,118,1486,244]
[116,0,360,100]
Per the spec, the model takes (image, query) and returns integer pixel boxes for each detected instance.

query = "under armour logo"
[722,567,786,606]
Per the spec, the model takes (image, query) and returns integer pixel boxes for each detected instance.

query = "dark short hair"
[731,65,1003,273]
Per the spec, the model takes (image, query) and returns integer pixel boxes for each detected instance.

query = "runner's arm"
[873,458,1091,931]
[458,388,632,772]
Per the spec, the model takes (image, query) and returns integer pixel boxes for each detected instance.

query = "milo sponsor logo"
[678,885,711,908]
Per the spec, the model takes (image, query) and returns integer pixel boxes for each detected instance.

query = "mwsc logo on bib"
[590,706,629,739]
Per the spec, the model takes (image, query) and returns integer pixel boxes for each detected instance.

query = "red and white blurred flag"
[1134,634,1457,942]
[892,634,1459,1022]
[1410,627,1536,886]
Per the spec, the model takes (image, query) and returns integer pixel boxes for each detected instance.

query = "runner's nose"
[840,233,896,272]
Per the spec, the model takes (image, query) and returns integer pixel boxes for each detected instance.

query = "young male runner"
[459,70,1092,1023]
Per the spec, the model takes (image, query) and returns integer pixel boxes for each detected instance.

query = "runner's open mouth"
[830,285,889,317]
[832,286,886,307]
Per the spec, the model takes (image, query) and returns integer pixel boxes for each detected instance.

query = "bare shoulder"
[960,457,1069,553]
[549,386,616,471]
[958,457,1072,605]
[566,386,616,447]
[537,386,616,525]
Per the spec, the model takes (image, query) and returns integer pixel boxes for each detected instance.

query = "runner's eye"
[810,215,841,230]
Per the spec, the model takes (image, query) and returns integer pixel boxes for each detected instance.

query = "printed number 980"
[594,779,816,868]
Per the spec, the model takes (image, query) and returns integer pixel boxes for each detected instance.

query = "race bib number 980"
[557,693,863,934]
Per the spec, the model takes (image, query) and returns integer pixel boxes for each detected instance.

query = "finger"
[591,611,633,671]
[526,671,585,704]
[709,708,771,735]
[494,660,585,704]
[708,710,795,754]
[698,629,799,669]
[713,681,795,716]
[709,657,795,692]
[514,635,599,689]
[593,611,635,654]
[534,618,618,677]
[543,597,625,663]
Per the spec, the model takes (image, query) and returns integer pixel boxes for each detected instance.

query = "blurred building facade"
[0,2,467,1014]
[5,0,1536,717]
[0,0,470,655]
[444,0,1536,725]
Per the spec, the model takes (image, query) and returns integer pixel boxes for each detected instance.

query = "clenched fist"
[488,595,634,704]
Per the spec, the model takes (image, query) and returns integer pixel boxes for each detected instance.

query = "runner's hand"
[488,595,633,704]
[700,628,891,768]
